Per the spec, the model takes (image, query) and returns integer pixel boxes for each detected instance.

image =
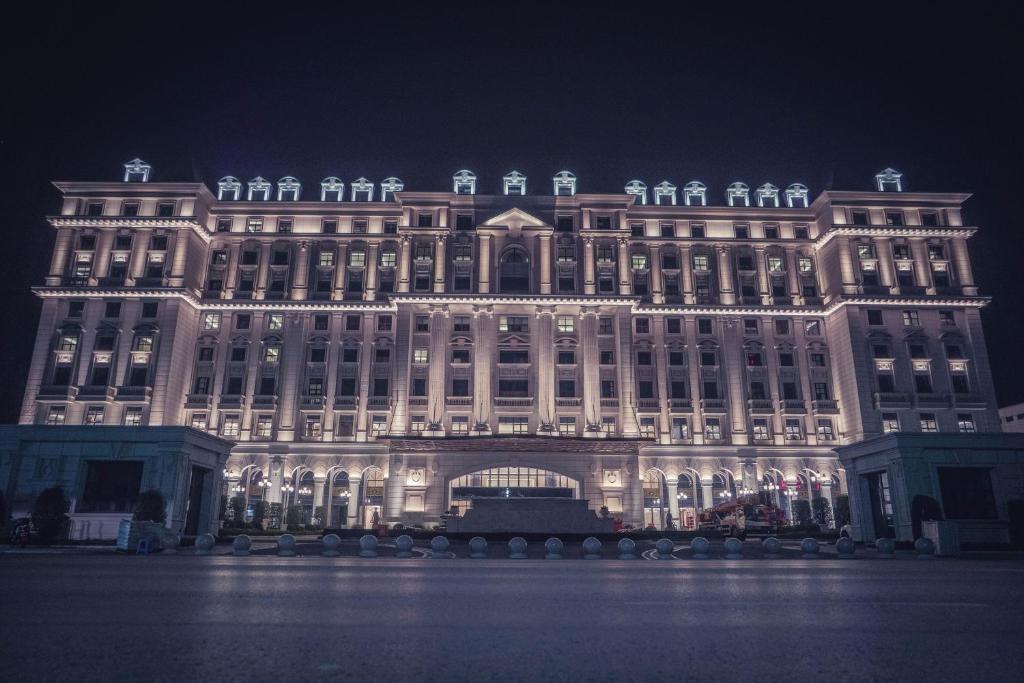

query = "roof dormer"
[453,170,477,195]
[625,180,647,205]
[123,158,151,183]
[276,176,301,201]
[247,177,272,201]
[350,178,374,202]
[875,168,903,192]
[218,176,241,200]
[683,181,707,207]
[785,183,809,208]
[552,171,576,196]
[503,171,526,196]
[320,177,344,202]
[755,183,779,208]
[380,177,404,202]
[726,182,750,207]
[653,181,677,206]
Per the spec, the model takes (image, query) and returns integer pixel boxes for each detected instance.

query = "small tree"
[833,495,851,528]
[133,489,166,523]
[791,499,812,527]
[226,496,245,527]
[811,497,834,528]
[312,506,326,530]
[250,500,267,529]
[31,486,68,543]
[285,505,304,529]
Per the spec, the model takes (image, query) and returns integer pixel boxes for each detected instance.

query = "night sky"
[3,2,1022,422]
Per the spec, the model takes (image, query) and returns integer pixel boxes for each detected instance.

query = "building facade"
[19,161,999,530]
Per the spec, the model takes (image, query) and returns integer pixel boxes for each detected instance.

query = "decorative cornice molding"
[815,225,977,249]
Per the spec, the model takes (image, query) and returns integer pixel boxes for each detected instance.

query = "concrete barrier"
[508,537,528,559]
[654,538,674,560]
[277,534,296,557]
[194,533,215,556]
[544,537,564,560]
[724,537,743,559]
[394,534,414,558]
[800,537,819,558]
[875,537,896,557]
[762,536,782,558]
[358,534,378,558]
[430,535,451,558]
[582,536,602,560]
[468,536,488,559]
[232,534,252,556]
[617,538,637,560]
[690,536,710,559]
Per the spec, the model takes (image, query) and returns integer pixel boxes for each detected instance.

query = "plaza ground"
[2,549,1023,682]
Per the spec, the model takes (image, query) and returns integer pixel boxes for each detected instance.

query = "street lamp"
[298,487,312,497]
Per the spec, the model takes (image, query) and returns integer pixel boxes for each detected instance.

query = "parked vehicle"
[697,497,785,538]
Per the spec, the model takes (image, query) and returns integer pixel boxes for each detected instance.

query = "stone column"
[397,236,412,293]
[617,238,632,295]
[754,247,770,305]
[910,238,932,293]
[477,234,491,294]
[583,237,596,295]
[535,306,556,432]
[539,234,552,294]
[722,317,747,444]
[581,307,601,433]
[290,241,310,300]
[332,243,348,300]
[168,229,190,287]
[650,244,663,304]
[389,310,411,437]
[127,228,153,285]
[433,235,447,293]
[616,311,640,437]
[427,305,448,429]
[255,242,272,299]
[716,245,736,305]
[785,247,802,303]
[365,242,380,301]
[679,245,694,304]
[951,237,977,295]
[652,314,670,442]
[837,237,859,295]
[472,306,493,433]
[92,230,115,286]
[347,476,362,528]
[874,237,896,292]
[47,228,75,285]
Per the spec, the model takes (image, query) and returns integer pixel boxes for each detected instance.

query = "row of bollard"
[193,531,935,558]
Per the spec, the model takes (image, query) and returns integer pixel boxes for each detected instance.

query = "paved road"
[1,555,1023,682]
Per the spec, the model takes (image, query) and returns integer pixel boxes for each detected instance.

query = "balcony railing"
[185,393,212,409]
[952,393,987,409]
[115,386,152,402]
[300,395,326,409]
[251,394,278,408]
[600,398,620,408]
[77,385,116,400]
[669,398,692,412]
[218,394,245,408]
[747,399,774,414]
[636,399,661,412]
[367,396,391,410]
[446,396,472,407]
[779,399,807,414]
[812,399,839,414]
[333,396,358,410]
[494,397,534,408]
[916,393,950,409]
[408,397,428,407]
[701,398,727,413]
[556,397,582,407]
[873,392,912,409]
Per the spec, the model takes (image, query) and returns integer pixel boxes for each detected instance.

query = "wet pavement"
[1,552,1023,682]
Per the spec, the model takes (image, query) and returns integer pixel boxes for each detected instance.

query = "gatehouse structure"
[15,161,999,532]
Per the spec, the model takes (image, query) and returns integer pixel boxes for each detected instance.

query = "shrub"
[251,500,267,527]
[312,506,326,530]
[790,499,812,527]
[811,497,834,528]
[133,489,166,523]
[285,505,304,529]
[31,486,68,543]
[833,495,851,528]
[226,496,245,527]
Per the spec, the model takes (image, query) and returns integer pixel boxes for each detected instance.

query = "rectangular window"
[498,417,529,435]
[639,417,656,437]
[377,315,393,332]
[882,412,900,433]
[498,316,529,333]
[45,406,67,425]
[784,418,802,440]
[885,211,904,227]
[690,224,706,238]
[451,416,469,435]
[322,220,338,234]
[413,349,429,364]
[602,417,617,436]
[558,379,577,399]
[600,350,615,365]
[666,318,682,334]
[704,418,721,440]
[816,419,835,441]
[558,417,576,436]
[222,415,241,437]
[671,418,689,440]
[774,319,791,335]
[190,413,208,430]
[752,419,770,440]
[598,317,614,335]
[919,413,939,432]
[371,415,387,437]
[558,350,575,365]
[902,310,920,326]
[634,318,650,334]
[557,316,575,333]
[601,379,616,398]
[409,416,426,434]
[697,318,713,335]
[957,414,976,433]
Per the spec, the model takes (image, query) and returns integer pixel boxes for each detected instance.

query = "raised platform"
[444,497,613,534]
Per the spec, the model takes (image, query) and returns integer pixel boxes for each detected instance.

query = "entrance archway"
[360,467,385,528]
[448,466,579,516]
[642,470,667,529]
[676,472,701,530]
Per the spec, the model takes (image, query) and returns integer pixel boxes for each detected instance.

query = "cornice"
[815,225,977,248]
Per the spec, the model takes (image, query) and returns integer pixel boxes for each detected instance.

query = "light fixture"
[298,487,311,496]
[281,483,294,494]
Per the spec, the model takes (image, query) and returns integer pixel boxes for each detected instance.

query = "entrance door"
[865,471,895,539]
[184,466,209,536]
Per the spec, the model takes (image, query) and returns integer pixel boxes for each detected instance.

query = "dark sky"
[3,2,1023,421]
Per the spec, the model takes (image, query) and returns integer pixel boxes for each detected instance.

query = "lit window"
[349,250,366,267]
[692,254,709,271]
[558,416,576,436]
[451,416,470,435]
[784,418,803,440]
[45,406,66,425]
[957,414,976,433]
[245,217,264,233]
[203,313,220,330]
[798,257,813,273]
[902,310,920,327]
[370,415,388,437]
[767,256,784,272]
[816,419,835,441]
[318,251,335,267]
[263,346,280,363]
[410,415,426,434]
[671,418,689,440]
[882,413,900,433]
[639,417,656,438]
[303,415,322,439]
[602,417,617,436]
[557,316,575,333]
[498,316,528,333]
[124,408,143,426]
[413,349,429,364]
[190,413,208,430]
[267,314,283,331]
[805,320,821,336]
[380,249,397,267]
[704,418,722,441]
[498,416,529,435]
[752,419,770,440]
[85,406,105,426]
[255,415,273,438]
[631,254,648,270]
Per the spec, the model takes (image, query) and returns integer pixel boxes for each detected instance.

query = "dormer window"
[380,177,404,202]
[320,177,344,201]
[453,169,477,195]
[683,181,707,207]
[756,183,779,208]
[785,183,809,208]
[217,176,241,200]
[503,171,526,196]
[653,181,676,206]
[350,177,374,202]
[875,167,903,192]
[625,180,647,205]
[247,177,271,201]
[123,158,151,182]
[276,176,301,201]
[552,171,576,196]
[726,182,750,207]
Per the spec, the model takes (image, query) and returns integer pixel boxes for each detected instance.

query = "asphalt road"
[1,554,1023,682]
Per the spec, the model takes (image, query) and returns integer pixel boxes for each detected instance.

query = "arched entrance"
[642,470,667,529]
[676,472,702,530]
[448,466,579,516]
[360,467,385,528]
[326,470,350,527]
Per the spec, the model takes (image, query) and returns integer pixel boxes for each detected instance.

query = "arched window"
[360,467,385,528]
[499,247,530,293]
[247,177,271,201]
[320,177,344,201]
[785,183,809,208]
[726,182,750,207]
[218,176,241,200]
[676,473,701,529]
[328,471,351,527]
[277,176,301,201]
[350,178,374,202]
[643,470,668,529]
[453,169,477,195]
[552,171,576,196]
[712,471,735,502]
[625,180,647,205]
